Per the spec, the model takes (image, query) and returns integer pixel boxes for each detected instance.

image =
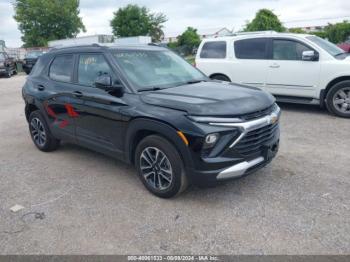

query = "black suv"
[0,51,17,77]
[22,44,280,198]
[23,50,44,75]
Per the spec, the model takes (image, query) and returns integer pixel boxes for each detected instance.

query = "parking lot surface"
[0,75,349,254]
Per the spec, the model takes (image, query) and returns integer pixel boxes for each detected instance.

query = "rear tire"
[28,111,60,152]
[135,135,188,198]
[326,80,350,118]
[210,74,231,82]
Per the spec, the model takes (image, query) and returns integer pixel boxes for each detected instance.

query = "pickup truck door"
[266,38,320,98]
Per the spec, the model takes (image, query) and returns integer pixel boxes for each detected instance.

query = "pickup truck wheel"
[135,135,188,198]
[29,111,60,152]
[326,81,350,118]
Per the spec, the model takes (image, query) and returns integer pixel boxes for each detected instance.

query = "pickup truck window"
[0,53,5,60]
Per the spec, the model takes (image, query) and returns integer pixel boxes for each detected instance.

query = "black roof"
[48,43,167,55]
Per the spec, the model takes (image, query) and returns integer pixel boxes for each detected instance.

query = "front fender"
[124,118,194,169]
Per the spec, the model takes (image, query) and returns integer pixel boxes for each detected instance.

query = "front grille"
[234,122,279,156]
[241,103,277,121]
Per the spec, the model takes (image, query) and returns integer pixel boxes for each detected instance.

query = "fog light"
[203,133,219,149]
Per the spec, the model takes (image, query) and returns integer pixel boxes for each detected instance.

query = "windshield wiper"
[185,79,207,84]
[137,86,164,92]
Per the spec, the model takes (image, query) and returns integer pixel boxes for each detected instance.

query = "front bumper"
[186,105,281,186]
[188,138,279,186]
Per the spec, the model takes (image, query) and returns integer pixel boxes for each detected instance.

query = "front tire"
[135,135,188,198]
[326,81,350,118]
[28,111,60,152]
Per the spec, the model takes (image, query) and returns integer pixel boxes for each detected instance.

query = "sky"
[1,0,350,47]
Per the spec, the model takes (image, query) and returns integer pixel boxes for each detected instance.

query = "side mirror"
[94,75,124,95]
[302,50,319,61]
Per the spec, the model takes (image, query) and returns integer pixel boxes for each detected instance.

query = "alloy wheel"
[30,117,47,147]
[333,87,350,115]
[139,147,173,190]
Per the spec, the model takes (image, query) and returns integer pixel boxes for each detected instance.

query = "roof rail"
[49,43,102,52]
[229,30,277,36]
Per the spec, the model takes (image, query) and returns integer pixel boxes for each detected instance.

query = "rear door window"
[234,38,268,59]
[200,41,227,59]
[49,55,74,83]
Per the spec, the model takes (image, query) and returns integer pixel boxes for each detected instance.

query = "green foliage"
[324,21,350,43]
[13,0,85,47]
[310,31,327,39]
[244,9,285,32]
[177,27,201,49]
[110,4,167,42]
[169,27,201,56]
[167,42,178,49]
[288,28,306,34]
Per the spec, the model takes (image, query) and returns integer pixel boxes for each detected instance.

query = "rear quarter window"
[234,38,268,59]
[49,55,74,82]
[200,41,227,59]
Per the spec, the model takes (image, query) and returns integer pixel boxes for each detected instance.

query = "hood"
[140,81,275,116]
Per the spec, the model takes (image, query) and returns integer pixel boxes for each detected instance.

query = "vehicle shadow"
[276,102,328,116]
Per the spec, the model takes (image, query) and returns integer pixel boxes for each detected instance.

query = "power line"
[283,16,350,24]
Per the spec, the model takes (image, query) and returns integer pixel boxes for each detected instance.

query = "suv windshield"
[306,36,344,56]
[112,49,205,90]
[26,51,43,59]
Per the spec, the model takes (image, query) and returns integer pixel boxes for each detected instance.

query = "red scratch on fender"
[59,119,69,128]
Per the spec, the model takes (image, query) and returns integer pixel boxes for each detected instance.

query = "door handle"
[37,84,45,91]
[269,63,280,68]
[72,91,83,98]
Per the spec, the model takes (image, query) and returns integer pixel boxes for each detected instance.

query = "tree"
[244,9,285,32]
[110,4,167,42]
[288,28,306,34]
[324,21,350,43]
[13,0,85,47]
[177,27,201,49]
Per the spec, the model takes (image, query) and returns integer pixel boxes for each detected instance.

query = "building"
[48,34,114,48]
[162,27,232,43]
